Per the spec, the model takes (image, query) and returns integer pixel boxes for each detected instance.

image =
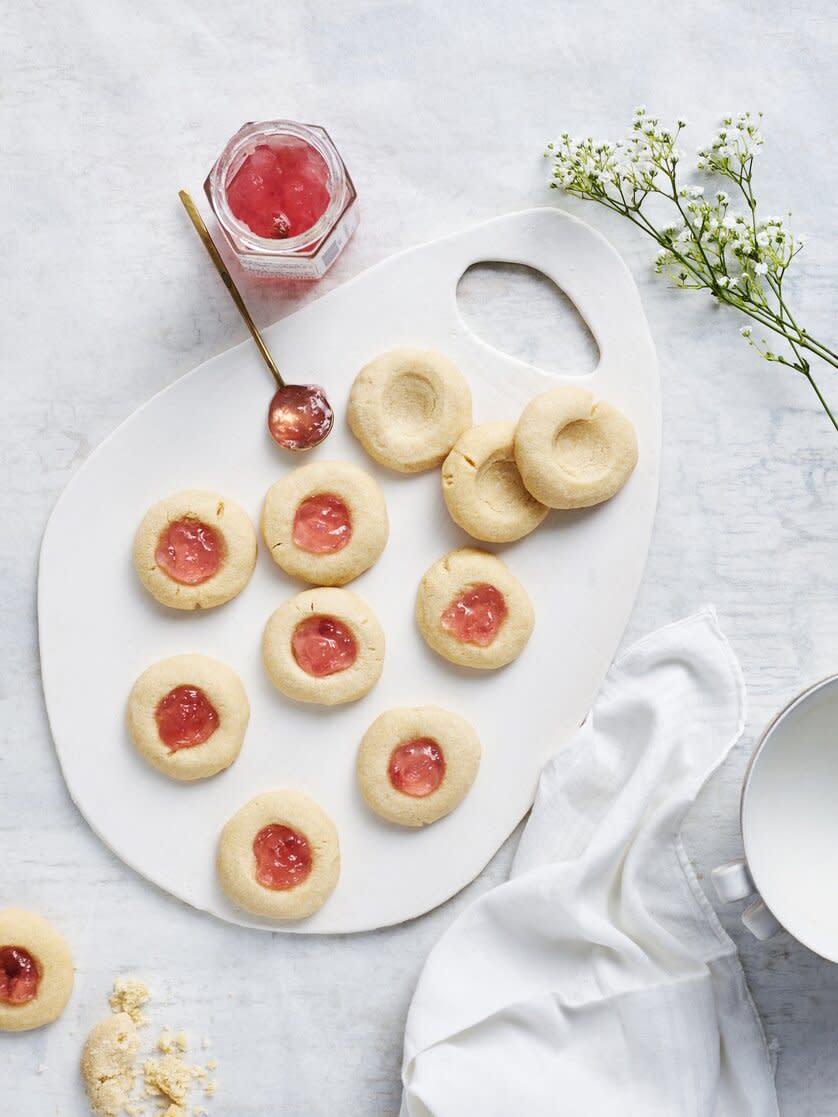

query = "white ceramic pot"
[712,674,838,959]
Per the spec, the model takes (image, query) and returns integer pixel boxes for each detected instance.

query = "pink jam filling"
[292,616,358,677]
[268,384,334,451]
[155,686,219,751]
[0,946,40,1005]
[441,583,508,647]
[293,493,352,554]
[388,738,446,798]
[226,139,331,240]
[155,519,222,586]
[253,824,312,890]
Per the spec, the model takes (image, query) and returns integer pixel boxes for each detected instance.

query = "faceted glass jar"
[205,120,358,279]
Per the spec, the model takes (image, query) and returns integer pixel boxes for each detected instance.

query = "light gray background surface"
[2,2,837,1114]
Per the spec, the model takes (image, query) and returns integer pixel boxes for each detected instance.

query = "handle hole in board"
[455,262,599,378]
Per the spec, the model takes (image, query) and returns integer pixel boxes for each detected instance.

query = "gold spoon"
[178,189,334,451]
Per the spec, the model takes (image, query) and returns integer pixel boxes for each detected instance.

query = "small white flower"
[754,262,768,275]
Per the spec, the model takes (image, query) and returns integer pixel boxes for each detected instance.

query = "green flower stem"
[546,110,837,434]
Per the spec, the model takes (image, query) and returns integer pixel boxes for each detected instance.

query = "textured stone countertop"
[3,1,837,1113]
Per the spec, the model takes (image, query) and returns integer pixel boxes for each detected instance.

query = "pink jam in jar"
[206,120,358,279]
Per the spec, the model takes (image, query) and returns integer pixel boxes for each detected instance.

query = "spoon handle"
[178,190,285,389]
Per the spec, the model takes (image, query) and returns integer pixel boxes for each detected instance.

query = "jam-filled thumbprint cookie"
[416,548,534,669]
[357,706,481,827]
[216,791,340,919]
[262,587,385,705]
[514,386,638,509]
[126,654,250,781]
[348,346,472,473]
[262,460,388,586]
[0,909,73,1032]
[133,489,257,610]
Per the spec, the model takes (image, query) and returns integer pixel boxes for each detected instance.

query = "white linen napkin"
[401,609,778,1117]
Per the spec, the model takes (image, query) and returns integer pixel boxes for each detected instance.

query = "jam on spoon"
[178,190,333,452]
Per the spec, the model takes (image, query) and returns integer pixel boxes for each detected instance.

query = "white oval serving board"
[38,208,660,933]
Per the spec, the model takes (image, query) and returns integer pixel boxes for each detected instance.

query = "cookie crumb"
[110,978,151,1026]
[143,1053,200,1106]
[172,1031,188,1052]
[36,1063,46,1075]
[81,1012,140,1117]
[200,1037,210,1051]
[204,1059,217,1071]
[204,1080,217,1098]
[161,1106,187,1117]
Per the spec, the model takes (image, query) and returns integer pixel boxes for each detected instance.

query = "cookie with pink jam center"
[416,548,534,670]
[253,825,313,890]
[441,583,508,647]
[292,616,358,677]
[357,706,481,827]
[292,493,352,554]
[388,739,446,798]
[154,685,220,751]
[0,947,40,1005]
[154,519,223,585]
[216,791,340,919]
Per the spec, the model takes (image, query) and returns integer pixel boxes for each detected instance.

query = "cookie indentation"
[388,739,445,798]
[292,616,358,677]
[254,825,313,890]
[441,583,508,647]
[155,519,223,586]
[292,493,352,555]
[0,947,40,1005]
[382,372,438,429]
[552,417,611,479]
[155,686,219,752]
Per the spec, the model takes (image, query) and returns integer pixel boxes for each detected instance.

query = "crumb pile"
[81,978,219,1117]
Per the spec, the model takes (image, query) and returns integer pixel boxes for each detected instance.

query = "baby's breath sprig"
[546,109,837,431]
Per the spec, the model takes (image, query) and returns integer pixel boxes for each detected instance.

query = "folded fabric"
[401,609,778,1117]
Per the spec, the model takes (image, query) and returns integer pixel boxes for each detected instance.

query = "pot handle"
[711,859,782,941]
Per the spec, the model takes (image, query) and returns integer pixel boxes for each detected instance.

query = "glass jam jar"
[205,120,358,279]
